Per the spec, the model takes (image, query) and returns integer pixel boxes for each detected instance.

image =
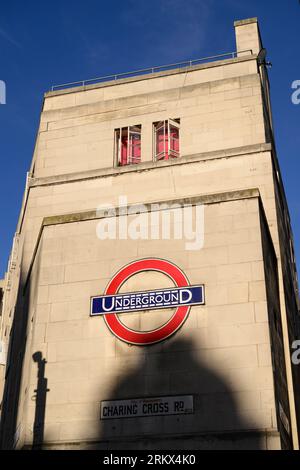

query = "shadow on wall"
[92,337,264,450]
[0,274,31,450]
[31,351,49,450]
[0,245,42,450]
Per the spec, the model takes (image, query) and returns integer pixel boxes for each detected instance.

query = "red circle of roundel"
[103,258,190,345]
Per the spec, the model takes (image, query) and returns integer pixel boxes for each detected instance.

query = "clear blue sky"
[0,0,299,277]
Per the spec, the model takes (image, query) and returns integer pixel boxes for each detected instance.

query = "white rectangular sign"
[100,395,194,419]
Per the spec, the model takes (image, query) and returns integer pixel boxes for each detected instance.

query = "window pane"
[129,130,141,164]
[120,129,128,166]
[155,121,168,160]
[169,124,179,157]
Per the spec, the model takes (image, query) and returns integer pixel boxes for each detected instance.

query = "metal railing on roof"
[50,50,253,92]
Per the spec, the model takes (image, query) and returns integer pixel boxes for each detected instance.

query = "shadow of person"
[95,336,263,450]
[31,351,49,450]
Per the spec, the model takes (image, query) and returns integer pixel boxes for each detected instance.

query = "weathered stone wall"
[8,194,276,449]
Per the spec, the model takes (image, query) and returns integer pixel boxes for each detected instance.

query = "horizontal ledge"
[22,429,279,449]
[30,143,272,188]
[234,18,258,27]
[43,188,261,227]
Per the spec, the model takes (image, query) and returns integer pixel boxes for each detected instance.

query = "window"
[154,119,180,161]
[115,125,141,166]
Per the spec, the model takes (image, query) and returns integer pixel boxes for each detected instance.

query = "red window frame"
[154,119,180,161]
[115,125,141,166]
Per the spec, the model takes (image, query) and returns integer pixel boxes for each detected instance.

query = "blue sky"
[0,0,299,277]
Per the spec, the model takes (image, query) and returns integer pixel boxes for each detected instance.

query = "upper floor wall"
[34,56,264,178]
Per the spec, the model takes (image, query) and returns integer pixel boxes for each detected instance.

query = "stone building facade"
[0,18,299,450]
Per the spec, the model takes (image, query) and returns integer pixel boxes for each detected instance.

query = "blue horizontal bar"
[91,285,204,316]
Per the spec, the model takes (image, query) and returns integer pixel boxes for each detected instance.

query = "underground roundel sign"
[90,258,205,346]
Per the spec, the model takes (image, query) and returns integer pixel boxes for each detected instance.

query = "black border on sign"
[100,393,195,420]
